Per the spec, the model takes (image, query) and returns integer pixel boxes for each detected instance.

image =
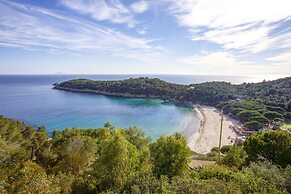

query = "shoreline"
[186,105,239,154]
[53,86,194,106]
[54,86,167,100]
[55,86,239,154]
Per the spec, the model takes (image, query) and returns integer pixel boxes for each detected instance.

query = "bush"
[220,145,233,154]
[151,133,191,178]
[222,146,246,169]
[244,121,265,131]
[197,165,239,182]
[244,130,291,167]
[284,165,291,193]
[243,161,286,192]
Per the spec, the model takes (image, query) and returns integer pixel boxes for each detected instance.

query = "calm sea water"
[0,74,267,140]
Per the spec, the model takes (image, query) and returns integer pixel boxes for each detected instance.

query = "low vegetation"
[0,115,291,193]
[282,121,291,129]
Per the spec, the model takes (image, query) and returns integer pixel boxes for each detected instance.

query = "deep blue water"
[0,74,266,140]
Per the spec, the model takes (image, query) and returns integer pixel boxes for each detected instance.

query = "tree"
[284,165,291,193]
[263,111,284,121]
[92,131,141,192]
[244,121,265,131]
[9,161,60,193]
[150,133,191,178]
[287,101,291,112]
[244,130,291,167]
[222,146,246,169]
[30,126,54,165]
[53,136,97,174]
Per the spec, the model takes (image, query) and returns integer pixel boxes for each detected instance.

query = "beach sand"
[186,105,239,154]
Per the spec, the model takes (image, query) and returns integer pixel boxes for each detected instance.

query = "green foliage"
[210,147,219,153]
[55,77,238,106]
[197,165,239,181]
[263,111,284,121]
[54,136,97,174]
[244,130,291,167]
[284,165,291,193]
[151,133,191,179]
[1,116,291,193]
[160,175,242,193]
[219,99,288,130]
[0,116,32,168]
[221,146,246,169]
[181,81,236,105]
[243,121,265,131]
[237,110,268,124]
[243,161,287,192]
[92,130,145,192]
[220,145,232,154]
[55,77,186,101]
[282,121,291,129]
[9,161,60,194]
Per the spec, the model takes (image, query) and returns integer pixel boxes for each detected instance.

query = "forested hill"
[54,77,237,105]
[218,77,291,130]
[54,76,290,106]
[238,77,291,105]
[54,77,291,130]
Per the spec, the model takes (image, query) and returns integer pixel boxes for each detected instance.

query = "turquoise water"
[0,74,265,140]
[0,75,201,140]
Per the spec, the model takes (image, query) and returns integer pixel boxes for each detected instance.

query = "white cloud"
[178,51,291,75]
[179,51,251,67]
[59,0,149,28]
[60,0,149,27]
[0,0,163,61]
[267,52,291,64]
[137,29,147,35]
[192,23,272,53]
[131,1,149,13]
[263,52,291,74]
[165,0,291,53]
[167,0,291,28]
[60,0,132,24]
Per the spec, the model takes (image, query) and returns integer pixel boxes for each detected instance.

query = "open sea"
[0,74,271,140]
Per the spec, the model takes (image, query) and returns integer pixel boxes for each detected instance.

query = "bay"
[0,74,265,140]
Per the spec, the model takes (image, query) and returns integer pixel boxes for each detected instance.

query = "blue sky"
[0,0,290,76]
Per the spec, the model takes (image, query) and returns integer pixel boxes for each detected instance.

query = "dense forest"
[55,77,291,131]
[0,115,291,193]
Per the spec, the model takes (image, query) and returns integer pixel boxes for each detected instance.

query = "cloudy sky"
[0,0,290,76]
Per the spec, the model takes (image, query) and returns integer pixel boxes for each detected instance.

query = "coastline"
[55,86,239,154]
[186,105,239,154]
[54,86,165,100]
[53,86,196,107]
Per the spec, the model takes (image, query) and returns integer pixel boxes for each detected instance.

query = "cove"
[0,76,200,140]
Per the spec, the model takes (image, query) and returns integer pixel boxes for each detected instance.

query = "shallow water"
[0,74,270,140]
[0,75,203,140]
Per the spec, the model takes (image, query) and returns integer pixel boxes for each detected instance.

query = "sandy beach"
[186,105,239,154]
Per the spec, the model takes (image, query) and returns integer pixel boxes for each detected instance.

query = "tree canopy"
[1,115,291,193]
[244,130,291,167]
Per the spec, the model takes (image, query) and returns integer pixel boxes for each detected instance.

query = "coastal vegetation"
[0,115,291,193]
[55,76,291,131]
[282,121,291,129]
